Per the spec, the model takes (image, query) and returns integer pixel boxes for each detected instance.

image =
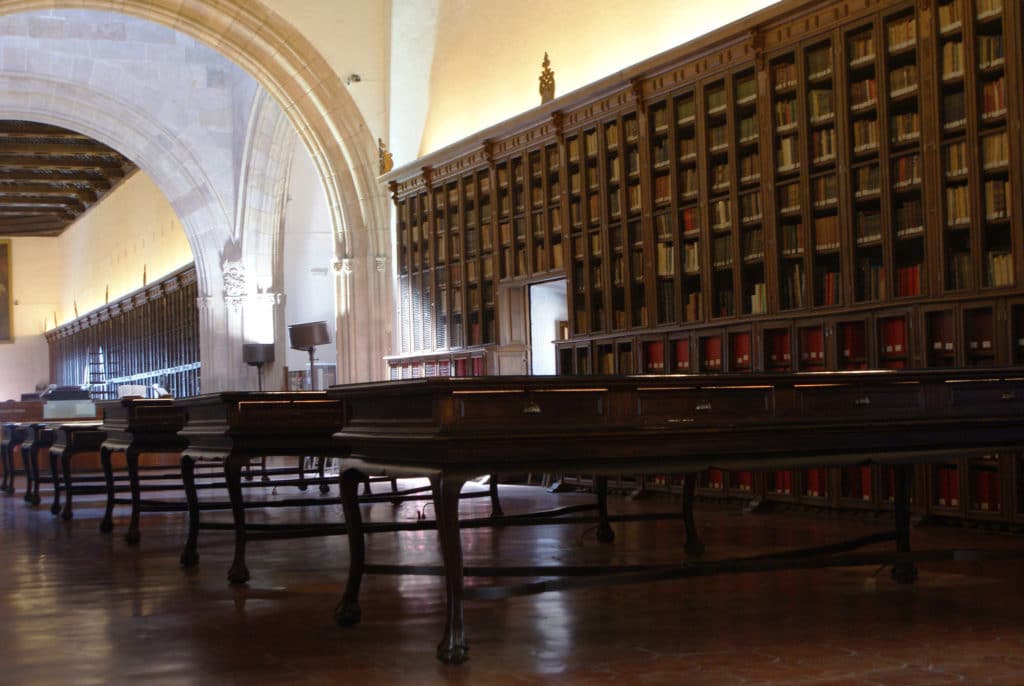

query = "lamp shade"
[242,342,275,365]
[288,321,331,350]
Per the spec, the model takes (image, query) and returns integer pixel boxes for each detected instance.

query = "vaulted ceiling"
[0,120,136,237]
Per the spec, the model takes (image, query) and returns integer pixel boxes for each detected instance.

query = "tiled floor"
[1,475,1022,685]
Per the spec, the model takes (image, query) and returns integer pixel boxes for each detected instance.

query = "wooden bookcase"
[387,0,1024,523]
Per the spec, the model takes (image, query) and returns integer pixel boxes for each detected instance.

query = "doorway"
[528,280,568,375]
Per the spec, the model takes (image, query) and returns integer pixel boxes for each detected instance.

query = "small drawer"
[796,382,924,419]
[948,380,1024,416]
[637,386,774,426]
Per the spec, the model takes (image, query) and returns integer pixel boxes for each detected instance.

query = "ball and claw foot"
[596,524,615,543]
[436,641,469,665]
[99,518,113,533]
[684,540,706,557]
[179,548,199,568]
[227,563,250,585]
[333,598,362,626]
[891,563,918,585]
[124,529,140,545]
[61,509,73,521]
[319,483,330,495]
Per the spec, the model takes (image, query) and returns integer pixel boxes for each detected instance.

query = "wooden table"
[175,392,345,582]
[98,398,189,542]
[48,422,107,520]
[327,369,1024,664]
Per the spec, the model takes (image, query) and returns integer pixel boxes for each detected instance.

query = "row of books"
[879,317,908,356]
[780,221,803,255]
[684,242,700,274]
[749,282,767,314]
[971,466,1002,511]
[741,193,762,224]
[893,153,922,186]
[946,183,971,224]
[889,64,918,95]
[850,78,877,108]
[982,131,1008,168]
[812,127,836,161]
[818,268,841,306]
[856,164,880,195]
[741,228,765,261]
[780,262,805,309]
[855,209,882,244]
[895,199,923,236]
[942,40,964,78]
[985,250,1014,287]
[841,465,873,500]
[774,98,798,128]
[813,175,838,206]
[857,260,887,301]
[948,251,973,290]
[712,199,731,229]
[807,47,832,79]
[891,111,920,143]
[943,91,966,128]
[777,135,799,170]
[982,76,1006,118]
[712,234,733,267]
[934,464,961,507]
[814,215,840,251]
[887,16,916,50]
[848,33,875,64]
[939,0,964,31]
[773,61,797,90]
[897,264,929,298]
[852,118,878,151]
[808,89,834,120]
[978,34,1004,67]
[985,178,1010,220]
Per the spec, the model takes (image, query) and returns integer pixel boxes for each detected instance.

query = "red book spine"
[807,468,819,497]
[860,465,872,501]
[937,467,948,506]
[949,468,959,507]
[784,470,793,495]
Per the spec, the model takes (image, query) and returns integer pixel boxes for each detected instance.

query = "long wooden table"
[327,369,1024,664]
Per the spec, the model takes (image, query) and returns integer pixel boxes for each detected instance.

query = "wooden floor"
[1,473,1023,685]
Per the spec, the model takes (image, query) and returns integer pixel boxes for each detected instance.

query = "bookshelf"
[389,0,1024,522]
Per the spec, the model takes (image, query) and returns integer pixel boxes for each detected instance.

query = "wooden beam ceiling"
[0,120,136,238]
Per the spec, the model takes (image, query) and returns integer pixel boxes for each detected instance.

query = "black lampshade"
[288,321,331,350]
[242,343,275,365]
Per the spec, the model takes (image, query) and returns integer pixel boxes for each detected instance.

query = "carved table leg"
[225,456,250,584]
[891,463,918,584]
[99,447,116,532]
[0,442,8,493]
[60,448,75,520]
[334,468,366,627]
[179,455,200,568]
[49,448,61,514]
[595,475,615,543]
[682,472,705,556]
[125,448,142,545]
[29,446,42,506]
[318,456,330,494]
[22,446,33,503]
[432,474,469,664]
[297,455,308,491]
[488,474,503,517]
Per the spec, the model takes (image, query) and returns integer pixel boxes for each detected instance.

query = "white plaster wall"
[0,238,62,401]
[57,171,193,324]
[262,0,388,146]
[282,143,337,373]
[384,0,780,161]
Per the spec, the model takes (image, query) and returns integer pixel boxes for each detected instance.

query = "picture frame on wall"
[0,240,11,343]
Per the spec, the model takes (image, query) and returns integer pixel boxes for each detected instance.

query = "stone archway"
[0,0,392,384]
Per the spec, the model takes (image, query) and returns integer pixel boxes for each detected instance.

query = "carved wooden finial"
[388,180,399,206]
[378,138,394,175]
[539,52,555,104]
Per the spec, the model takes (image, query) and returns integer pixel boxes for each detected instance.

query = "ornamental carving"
[539,52,555,104]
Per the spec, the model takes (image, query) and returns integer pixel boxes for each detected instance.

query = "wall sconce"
[243,342,276,391]
[288,321,331,390]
